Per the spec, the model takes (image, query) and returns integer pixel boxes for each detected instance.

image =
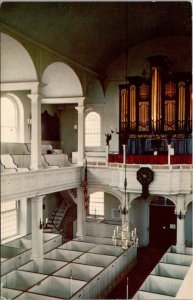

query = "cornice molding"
[41,97,85,105]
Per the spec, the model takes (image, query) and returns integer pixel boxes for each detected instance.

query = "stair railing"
[51,206,67,243]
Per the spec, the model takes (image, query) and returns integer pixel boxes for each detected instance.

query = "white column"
[75,103,85,166]
[19,198,28,236]
[31,195,45,261]
[28,93,42,170]
[168,144,171,165]
[176,195,186,253]
[123,144,126,165]
[76,188,86,237]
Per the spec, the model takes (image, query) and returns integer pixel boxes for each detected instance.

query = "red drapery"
[108,154,192,164]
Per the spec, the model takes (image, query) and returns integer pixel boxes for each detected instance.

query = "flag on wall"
[83,159,89,214]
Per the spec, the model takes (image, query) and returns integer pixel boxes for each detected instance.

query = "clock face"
[137,167,154,185]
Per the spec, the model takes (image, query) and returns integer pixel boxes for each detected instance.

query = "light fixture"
[119,162,128,215]
[175,209,186,220]
[39,218,48,229]
[27,114,32,126]
[112,157,138,250]
[112,225,138,250]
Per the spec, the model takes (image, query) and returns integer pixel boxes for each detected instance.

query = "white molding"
[41,97,85,105]
[1,81,39,93]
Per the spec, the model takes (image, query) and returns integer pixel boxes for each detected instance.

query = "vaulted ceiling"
[1,1,192,76]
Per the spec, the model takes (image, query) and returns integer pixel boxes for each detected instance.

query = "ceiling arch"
[1,2,191,76]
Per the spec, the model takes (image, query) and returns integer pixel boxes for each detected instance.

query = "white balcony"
[1,164,192,202]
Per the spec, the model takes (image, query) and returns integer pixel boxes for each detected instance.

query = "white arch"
[86,78,104,103]
[1,33,37,82]
[41,62,83,97]
[130,194,177,207]
[185,194,193,209]
[89,187,122,202]
[1,93,24,142]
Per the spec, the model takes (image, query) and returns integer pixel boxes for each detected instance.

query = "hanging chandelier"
[112,224,138,250]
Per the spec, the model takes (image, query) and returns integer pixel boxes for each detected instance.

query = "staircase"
[133,246,193,299]
[43,190,77,242]
[59,190,77,241]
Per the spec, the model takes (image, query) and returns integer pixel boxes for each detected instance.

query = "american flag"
[83,159,89,214]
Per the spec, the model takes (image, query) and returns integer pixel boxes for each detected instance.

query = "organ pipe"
[151,67,162,131]
[130,85,136,131]
[178,82,186,130]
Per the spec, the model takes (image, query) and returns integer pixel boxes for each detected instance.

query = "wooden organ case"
[119,55,192,155]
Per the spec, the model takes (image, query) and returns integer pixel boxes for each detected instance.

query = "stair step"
[43,229,53,233]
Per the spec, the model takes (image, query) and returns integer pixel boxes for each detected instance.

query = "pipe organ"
[119,55,192,154]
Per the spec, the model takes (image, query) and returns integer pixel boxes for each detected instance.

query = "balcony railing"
[109,154,192,165]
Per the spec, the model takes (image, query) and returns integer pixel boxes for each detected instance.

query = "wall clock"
[137,167,154,199]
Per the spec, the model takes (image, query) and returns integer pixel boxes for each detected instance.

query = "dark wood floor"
[105,245,167,299]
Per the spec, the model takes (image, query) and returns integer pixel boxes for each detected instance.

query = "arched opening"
[149,196,176,248]
[1,94,24,142]
[85,112,101,147]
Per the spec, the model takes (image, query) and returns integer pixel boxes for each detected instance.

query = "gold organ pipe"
[178,82,185,129]
[121,89,128,128]
[130,85,136,130]
[157,70,162,130]
[151,67,162,131]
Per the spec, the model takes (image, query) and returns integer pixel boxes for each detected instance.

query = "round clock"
[137,167,154,199]
[137,167,154,185]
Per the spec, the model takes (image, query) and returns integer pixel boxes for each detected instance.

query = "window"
[1,201,18,240]
[1,94,24,142]
[85,112,101,146]
[89,192,104,216]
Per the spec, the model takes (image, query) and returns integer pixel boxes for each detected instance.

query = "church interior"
[0,2,192,300]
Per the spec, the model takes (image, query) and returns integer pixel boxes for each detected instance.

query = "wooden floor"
[105,245,167,299]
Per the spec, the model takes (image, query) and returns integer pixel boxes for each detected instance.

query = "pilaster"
[75,99,85,166]
[31,195,45,261]
[76,188,86,237]
[176,194,186,253]
[28,93,42,170]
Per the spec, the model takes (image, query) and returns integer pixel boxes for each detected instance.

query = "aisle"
[105,246,167,299]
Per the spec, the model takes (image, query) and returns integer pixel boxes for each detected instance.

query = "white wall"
[60,107,78,155]
[104,193,120,222]
[130,199,149,246]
